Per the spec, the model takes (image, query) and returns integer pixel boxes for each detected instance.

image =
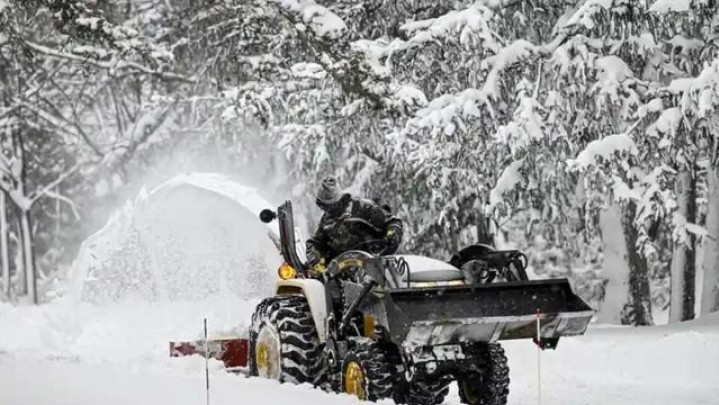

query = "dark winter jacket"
[306,196,403,263]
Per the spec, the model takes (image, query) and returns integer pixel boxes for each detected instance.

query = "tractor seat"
[396,255,465,283]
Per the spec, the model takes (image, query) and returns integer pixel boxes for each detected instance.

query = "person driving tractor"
[305,176,403,273]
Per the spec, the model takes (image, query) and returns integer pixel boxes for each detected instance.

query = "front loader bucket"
[385,279,594,349]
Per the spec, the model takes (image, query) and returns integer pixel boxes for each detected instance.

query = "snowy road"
[0,355,369,405]
[2,310,718,405]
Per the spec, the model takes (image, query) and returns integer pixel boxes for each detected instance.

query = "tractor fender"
[275,279,328,342]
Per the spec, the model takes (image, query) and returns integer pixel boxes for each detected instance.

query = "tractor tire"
[249,295,322,384]
[458,343,510,405]
[405,376,452,405]
[341,340,394,402]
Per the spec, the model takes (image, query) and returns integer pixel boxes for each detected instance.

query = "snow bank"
[504,318,719,405]
[3,315,718,405]
[0,294,257,369]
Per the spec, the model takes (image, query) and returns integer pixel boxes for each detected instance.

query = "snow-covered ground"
[1,173,718,405]
[2,305,718,405]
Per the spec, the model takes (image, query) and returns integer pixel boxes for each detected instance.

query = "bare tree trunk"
[701,164,719,315]
[11,131,38,304]
[16,212,27,297]
[669,170,691,323]
[19,209,37,304]
[597,201,630,324]
[624,201,653,325]
[0,191,9,297]
[476,202,494,247]
[684,169,697,321]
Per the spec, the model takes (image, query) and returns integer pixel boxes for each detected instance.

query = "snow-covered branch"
[43,189,81,220]
[271,0,347,40]
[24,42,195,84]
[29,162,84,206]
[567,133,639,172]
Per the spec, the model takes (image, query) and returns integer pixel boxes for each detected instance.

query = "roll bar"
[260,201,306,276]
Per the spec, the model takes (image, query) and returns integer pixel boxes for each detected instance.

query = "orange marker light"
[278,263,297,280]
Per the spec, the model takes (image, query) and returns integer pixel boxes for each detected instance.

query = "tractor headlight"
[278,263,297,280]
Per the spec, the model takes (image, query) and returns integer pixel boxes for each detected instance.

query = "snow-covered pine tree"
[0,0,188,302]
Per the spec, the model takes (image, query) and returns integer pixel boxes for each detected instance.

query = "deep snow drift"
[1,173,718,405]
[2,316,718,405]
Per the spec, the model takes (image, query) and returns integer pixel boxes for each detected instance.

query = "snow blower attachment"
[171,201,594,404]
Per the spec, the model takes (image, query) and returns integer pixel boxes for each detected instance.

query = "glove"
[306,250,326,274]
[384,225,402,254]
[306,250,321,266]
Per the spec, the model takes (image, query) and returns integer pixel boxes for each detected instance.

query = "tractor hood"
[393,255,464,283]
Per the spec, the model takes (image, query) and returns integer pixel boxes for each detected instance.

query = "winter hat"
[316,176,346,205]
